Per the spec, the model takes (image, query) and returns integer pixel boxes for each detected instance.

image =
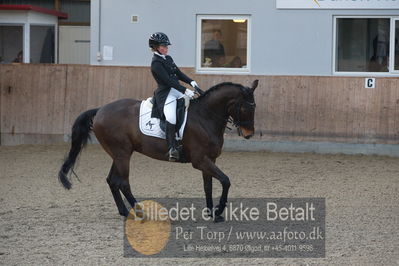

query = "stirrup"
[168,148,179,162]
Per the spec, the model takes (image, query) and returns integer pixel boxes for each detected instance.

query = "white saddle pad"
[139,97,189,140]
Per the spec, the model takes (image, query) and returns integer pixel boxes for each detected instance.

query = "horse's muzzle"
[240,127,254,139]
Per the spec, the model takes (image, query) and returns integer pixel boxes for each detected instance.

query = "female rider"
[149,32,199,162]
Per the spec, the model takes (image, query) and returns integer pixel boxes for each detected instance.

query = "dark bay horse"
[58,80,259,222]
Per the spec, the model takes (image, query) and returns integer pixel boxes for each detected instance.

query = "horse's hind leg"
[107,163,129,217]
[113,156,138,209]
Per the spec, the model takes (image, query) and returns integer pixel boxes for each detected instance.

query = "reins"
[138,84,255,135]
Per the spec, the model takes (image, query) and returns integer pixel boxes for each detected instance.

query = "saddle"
[139,95,190,141]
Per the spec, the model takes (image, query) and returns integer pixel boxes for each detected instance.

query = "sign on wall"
[276,0,399,9]
[365,78,376,89]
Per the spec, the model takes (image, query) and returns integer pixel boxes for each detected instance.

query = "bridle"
[193,85,256,136]
[228,87,256,136]
[231,98,256,127]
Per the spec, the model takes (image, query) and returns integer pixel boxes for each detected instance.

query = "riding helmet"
[149,32,171,48]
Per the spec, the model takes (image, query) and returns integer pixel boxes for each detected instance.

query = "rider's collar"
[154,52,166,60]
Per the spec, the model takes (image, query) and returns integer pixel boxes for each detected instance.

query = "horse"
[58,80,259,222]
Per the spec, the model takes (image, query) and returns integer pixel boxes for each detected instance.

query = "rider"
[149,32,199,162]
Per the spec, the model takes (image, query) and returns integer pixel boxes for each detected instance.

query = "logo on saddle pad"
[146,120,155,130]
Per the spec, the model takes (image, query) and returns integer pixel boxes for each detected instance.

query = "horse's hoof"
[168,156,179,162]
[133,204,144,218]
[214,215,225,223]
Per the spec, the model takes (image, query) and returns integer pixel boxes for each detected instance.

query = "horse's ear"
[251,79,259,91]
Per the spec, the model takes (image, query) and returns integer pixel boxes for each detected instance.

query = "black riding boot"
[166,122,179,162]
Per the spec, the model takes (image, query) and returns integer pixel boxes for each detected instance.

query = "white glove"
[184,89,195,99]
[190,81,199,88]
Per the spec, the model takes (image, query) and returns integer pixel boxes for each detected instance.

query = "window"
[334,17,399,75]
[197,15,250,73]
[0,25,23,64]
[30,25,55,63]
[394,20,399,71]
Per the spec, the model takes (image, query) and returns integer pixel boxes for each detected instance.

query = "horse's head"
[229,80,258,139]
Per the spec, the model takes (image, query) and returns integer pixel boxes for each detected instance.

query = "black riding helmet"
[149,32,171,49]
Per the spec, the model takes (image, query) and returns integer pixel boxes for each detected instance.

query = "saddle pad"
[139,97,188,140]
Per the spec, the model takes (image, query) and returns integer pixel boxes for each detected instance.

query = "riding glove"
[190,81,199,89]
[184,89,195,99]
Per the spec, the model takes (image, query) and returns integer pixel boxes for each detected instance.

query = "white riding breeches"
[164,87,184,125]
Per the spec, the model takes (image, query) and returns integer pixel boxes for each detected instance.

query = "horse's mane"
[196,82,245,100]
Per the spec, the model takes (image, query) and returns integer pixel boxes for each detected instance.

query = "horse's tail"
[58,108,99,189]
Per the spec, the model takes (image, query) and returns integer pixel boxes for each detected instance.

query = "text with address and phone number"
[124,198,325,258]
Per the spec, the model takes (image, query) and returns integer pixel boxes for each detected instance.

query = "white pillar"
[55,22,58,63]
[23,23,30,63]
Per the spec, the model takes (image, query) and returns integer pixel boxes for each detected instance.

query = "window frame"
[389,18,399,74]
[333,15,399,77]
[196,14,251,74]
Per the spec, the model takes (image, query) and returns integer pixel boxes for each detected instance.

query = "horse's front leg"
[194,157,230,222]
[202,173,213,217]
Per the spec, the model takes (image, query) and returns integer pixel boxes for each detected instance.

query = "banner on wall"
[276,0,399,9]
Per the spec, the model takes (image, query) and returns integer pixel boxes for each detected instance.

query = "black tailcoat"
[150,54,193,119]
